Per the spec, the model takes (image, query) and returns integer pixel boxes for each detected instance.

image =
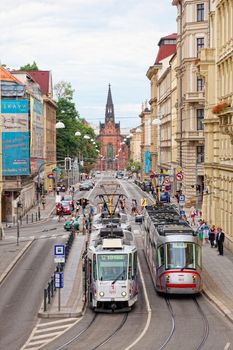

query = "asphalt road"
[1,174,233,350]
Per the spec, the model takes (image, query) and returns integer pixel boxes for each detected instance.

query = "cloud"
[0,0,177,128]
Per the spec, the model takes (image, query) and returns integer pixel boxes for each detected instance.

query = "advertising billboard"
[1,100,30,176]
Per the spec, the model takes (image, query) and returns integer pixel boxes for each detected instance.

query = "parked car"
[79,182,91,191]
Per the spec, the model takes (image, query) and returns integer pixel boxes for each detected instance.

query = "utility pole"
[195,158,199,216]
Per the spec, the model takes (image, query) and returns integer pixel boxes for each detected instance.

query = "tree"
[54,81,74,101]
[56,81,100,172]
[127,160,141,173]
[20,61,39,71]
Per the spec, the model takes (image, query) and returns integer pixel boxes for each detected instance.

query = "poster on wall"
[144,150,150,175]
[1,100,30,176]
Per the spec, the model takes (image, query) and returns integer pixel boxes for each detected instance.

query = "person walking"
[41,195,46,210]
[197,220,205,245]
[131,199,138,216]
[209,224,216,248]
[190,207,196,226]
[217,227,225,255]
[203,222,210,244]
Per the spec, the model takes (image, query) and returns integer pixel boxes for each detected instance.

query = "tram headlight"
[99,291,105,297]
[121,291,127,297]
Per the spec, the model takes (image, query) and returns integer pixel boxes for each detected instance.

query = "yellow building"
[198,0,233,248]
[172,0,209,204]
[130,127,141,163]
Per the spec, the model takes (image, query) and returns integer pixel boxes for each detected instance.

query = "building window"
[197,78,204,91]
[197,4,204,22]
[197,38,204,54]
[197,146,204,163]
[197,109,204,130]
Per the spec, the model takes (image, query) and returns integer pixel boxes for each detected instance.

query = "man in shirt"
[217,227,225,256]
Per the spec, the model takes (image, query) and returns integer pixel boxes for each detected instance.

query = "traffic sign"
[54,244,65,263]
[163,177,170,185]
[176,166,182,174]
[176,172,183,181]
[179,194,185,203]
[54,272,63,288]
[47,173,55,179]
[131,166,135,171]
[141,198,147,206]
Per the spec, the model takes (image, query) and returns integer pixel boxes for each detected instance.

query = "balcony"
[184,92,205,104]
[218,108,233,144]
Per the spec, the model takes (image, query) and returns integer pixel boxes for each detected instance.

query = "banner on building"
[1,100,30,176]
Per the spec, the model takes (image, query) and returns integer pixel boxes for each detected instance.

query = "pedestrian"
[197,220,205,245]
[217,227,225,255]
[41,195,46,210]
[209,224,216,248]
[58,203,65,222]
[190,207,196,226]
[203,222,210,244]
[131,199,138,215]
[215,227,220,248]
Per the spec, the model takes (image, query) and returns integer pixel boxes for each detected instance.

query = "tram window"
[157,245,165,267]
[97,254,128,281]
[128,253,132,279]
[166,243,196,269]
[195,244,201,267]
[93,254,97,280]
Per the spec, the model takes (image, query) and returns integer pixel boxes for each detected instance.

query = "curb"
[0,239,34,285]
[203,286,233,324]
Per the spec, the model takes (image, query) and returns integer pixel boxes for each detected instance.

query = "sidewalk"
[171,197,233,321]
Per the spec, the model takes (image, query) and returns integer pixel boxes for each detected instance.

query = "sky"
[0,0,177,129]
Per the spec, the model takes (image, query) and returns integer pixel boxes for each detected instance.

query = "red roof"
[155,33,177,64]
[26,70,51,95]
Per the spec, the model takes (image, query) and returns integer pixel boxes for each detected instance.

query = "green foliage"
[20,61,39,71]
[127,160,141,173]
[56,82,100,171]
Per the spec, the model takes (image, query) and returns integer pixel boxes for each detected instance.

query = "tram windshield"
[165,242,201,270]
[97,254,128,281]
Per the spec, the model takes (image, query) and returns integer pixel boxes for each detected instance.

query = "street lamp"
[56,121,65,129]
[84,135,90,140]
[75,131,81,136]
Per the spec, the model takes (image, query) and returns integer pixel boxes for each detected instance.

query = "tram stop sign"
[54,244,65,263]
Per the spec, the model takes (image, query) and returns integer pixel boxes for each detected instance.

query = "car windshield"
[61,201,70,206]
[97,254,128,281]
[64,196,72,201]
[165,242,201,269]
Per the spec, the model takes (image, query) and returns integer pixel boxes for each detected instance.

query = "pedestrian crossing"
[4,233,68,242]
[20,317,81,350]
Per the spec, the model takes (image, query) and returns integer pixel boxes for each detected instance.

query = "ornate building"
[198,0,233,248]
[96,85,128,171]
[172,0,209,203]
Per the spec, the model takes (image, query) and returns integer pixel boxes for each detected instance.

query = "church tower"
[96,85,128,171]
[105,84,115,122]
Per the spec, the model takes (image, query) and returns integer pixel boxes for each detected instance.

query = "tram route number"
[101,255,125,261]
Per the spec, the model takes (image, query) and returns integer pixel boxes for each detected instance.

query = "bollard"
[51,276,54,297]
[13,216,16,225]
[26,215,28,224]
[48,283,51,304]
[32,213,34,223]
[44,289,47,312]
[38,206,41,220]
[20,216,22,225]
[36,212,38,221]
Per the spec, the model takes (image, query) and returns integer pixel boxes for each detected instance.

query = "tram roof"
[157,224,195,236]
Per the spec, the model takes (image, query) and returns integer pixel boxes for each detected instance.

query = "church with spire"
[96,85,128,171]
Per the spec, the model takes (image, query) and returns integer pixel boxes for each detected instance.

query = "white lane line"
[124,258,152,350]
[224,343,230,350]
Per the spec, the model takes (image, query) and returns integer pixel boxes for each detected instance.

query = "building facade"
[96,85,128,171]
[198,0,233,247]
[172,0,209,205]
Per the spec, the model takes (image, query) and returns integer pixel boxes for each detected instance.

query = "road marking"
[224,343,230,350]
[120,180,152,350]
[124,258,152,350]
